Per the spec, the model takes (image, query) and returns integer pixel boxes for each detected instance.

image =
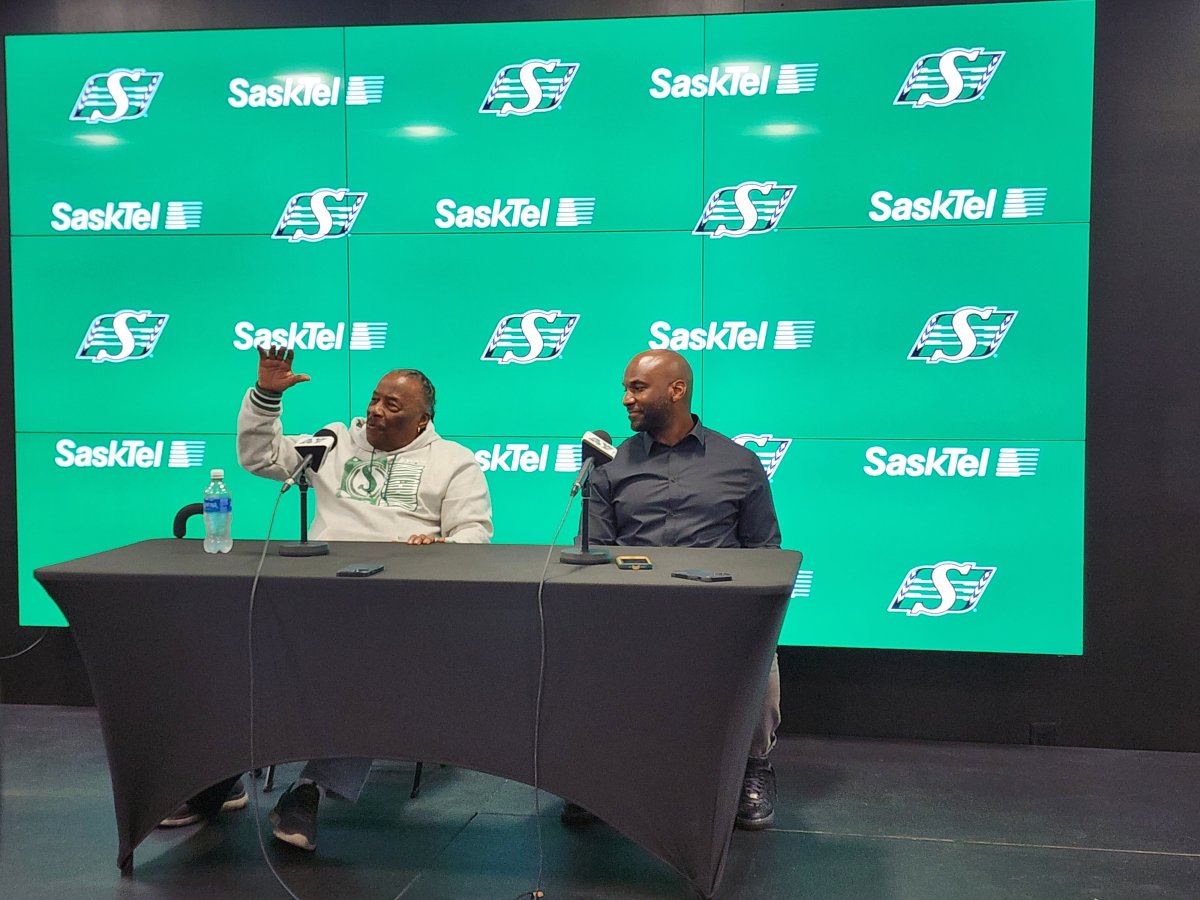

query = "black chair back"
[172,503,204,539]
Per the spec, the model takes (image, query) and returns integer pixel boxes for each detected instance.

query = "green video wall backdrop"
[5,1,1095,653]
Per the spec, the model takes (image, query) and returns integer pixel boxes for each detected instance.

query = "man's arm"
[236,346,312,482]
[437,455,493,544]
[587,466,618,546]
[737,463,782,549]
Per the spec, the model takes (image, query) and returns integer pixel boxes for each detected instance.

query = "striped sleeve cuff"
[250,384,283,413]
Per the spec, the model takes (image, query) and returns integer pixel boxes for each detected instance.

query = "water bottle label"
[204,497,232,513]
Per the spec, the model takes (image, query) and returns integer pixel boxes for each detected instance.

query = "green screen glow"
[6,1,1095,652]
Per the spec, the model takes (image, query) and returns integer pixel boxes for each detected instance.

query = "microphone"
[569,429,616,497]
[561,429,617,566]
[282,428,337,493]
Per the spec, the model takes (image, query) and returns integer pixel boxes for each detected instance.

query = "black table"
[35,540,800,898]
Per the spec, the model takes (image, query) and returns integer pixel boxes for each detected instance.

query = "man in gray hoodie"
[238,344,492,546]
[244,344,492,851]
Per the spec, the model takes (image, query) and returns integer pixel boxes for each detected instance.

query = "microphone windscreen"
[295,429,338,472]
[582,430,617,464]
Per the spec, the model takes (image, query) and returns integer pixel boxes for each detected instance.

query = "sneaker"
[269,782,320,851]
[159,802,203,828]
[221,777,248,812]
[560,800,599,828]
[735,756,776,830]
[159,777,247,828]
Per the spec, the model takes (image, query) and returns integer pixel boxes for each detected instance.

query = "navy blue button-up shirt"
[588,418,781,549]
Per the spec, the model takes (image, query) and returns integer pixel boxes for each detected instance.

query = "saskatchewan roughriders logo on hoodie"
[337,456,425,510]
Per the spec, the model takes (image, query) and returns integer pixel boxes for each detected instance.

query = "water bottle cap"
[210,468,224,480]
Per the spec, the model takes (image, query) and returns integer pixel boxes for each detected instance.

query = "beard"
[631,397,671,434]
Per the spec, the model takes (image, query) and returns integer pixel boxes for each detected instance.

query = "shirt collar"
[639,415,705,452]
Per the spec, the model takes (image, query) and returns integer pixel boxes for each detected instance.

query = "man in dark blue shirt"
[583,348,783,830]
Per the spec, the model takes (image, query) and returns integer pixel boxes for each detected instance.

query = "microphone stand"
[279,469,329,557]
[559,474,610,566]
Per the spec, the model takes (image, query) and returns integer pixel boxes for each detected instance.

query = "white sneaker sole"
[221,792,248,812]
[158,811,202,828]
[269,811,316,851]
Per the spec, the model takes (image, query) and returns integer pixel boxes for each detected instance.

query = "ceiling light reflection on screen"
[750,123,815,138]
[75,133,122,147]
[399,125,453,138]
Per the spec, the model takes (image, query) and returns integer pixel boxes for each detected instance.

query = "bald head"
[622,350,695,444]
[628,350,693,398]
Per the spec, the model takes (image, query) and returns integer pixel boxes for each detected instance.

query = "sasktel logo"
[649,63,819,98]
[70,68,163,123]
[77,310,169,363]
[889,562,996,617]
[55,438,206,469]
[648,320,814,352]
[695,181,795,238]
[232,321,387,351]
[910,306,1017,364]
[792,570,814,599]
[869,187,1047,223]
[434,196,595,230]
[480,59,579,117]
[864,446,1040,478]
[51,201,202,232]
[474,442,585,473]
[732,434,792,481]
[895,48,1004,109]
[273,189,367,242]
[482,310,580,364]
[228,75,384,107]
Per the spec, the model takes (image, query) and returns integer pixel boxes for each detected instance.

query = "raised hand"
[256,345,312,393]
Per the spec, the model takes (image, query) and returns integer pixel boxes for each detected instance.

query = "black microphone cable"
[396,491,572,900]
[244,486,309,900]
[507,486,578,900]
[0,629,48,661]
[510,435,614,900]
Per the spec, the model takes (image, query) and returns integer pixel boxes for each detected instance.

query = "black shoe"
[735,757,776,830]
[560,800,599,828]
[269,782,320,851]
[159,777,247,828]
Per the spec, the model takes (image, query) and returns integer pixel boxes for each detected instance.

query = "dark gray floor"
[1,705,1197,899]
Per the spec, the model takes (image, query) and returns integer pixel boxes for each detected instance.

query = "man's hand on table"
[405,534,446,545]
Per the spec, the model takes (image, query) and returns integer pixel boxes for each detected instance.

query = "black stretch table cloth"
[35,540,799,897]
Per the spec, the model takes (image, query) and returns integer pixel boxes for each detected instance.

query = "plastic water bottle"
[203,468,233,554]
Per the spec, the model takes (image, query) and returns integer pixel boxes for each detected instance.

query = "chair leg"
[410,762,423,799]
[264,764,276,792]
